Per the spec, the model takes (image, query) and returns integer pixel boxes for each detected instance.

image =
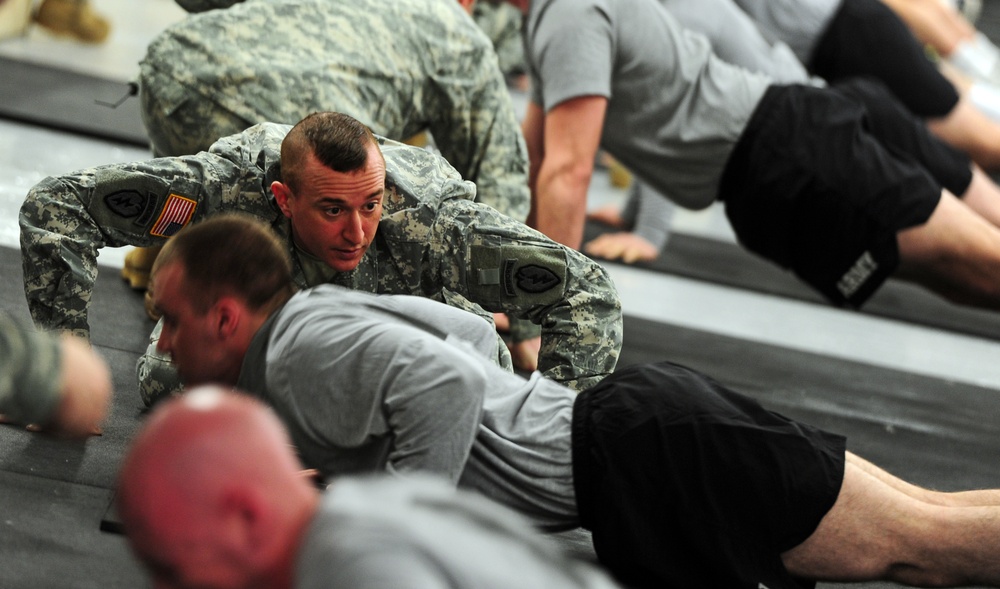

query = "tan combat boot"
[33,0,110,44]
[605,155,633,190]
[121,246,164,322]
[121,245,162,291]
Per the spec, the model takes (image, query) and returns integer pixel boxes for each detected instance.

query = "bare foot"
[584,232,659,264]
[508,336,541,372]
[587,203,628,228]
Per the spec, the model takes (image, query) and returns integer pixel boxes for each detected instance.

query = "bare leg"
[782,451,1000,586]
[848,453,1000,506]
[956,166,1000,226]
[926,93,1000,170]
[896,188,1000,308]
[880,0,976,56]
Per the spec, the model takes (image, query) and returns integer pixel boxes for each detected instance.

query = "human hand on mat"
[584,232,659,264]
[508,336,541,372]
[0,334,109,438]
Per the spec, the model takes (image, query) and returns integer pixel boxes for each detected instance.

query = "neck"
[226,310,276,387]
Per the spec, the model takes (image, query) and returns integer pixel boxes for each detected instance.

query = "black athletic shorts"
[720,80,971,307]
[572,361,846,589]
[810,0,959,118]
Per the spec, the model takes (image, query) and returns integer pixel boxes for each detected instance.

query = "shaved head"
[117,387,317,589]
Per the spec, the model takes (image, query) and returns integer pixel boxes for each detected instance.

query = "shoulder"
[380,138,477,212]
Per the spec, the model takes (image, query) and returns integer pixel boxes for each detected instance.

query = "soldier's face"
[274,147,385,273]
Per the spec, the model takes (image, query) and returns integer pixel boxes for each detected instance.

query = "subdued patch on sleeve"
[468,243,567,306]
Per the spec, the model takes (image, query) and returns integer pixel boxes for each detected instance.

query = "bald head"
[118,387,317,589]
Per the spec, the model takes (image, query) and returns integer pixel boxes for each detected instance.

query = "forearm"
[879,0,974,55]
[533,159,592,249]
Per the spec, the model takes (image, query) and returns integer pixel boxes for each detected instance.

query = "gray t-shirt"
[296,476,618,589]
[525,0,771,209]
[732,0,839,64]
[663,0,817,84]
[237,285,579,530]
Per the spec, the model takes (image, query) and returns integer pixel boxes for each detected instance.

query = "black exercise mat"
[0,471,149,589]
[0,55,148,147]
[0,245,153,354]
[0,344,147,488]
[585,220,1000,341]
[0,247,149,489]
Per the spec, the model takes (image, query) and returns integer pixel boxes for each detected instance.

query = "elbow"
[560,158,597,191]
[537,158,595,207]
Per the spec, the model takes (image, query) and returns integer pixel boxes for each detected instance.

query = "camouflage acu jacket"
[143,0,529,220]
[21,123,621,391]
[473,0,526,76]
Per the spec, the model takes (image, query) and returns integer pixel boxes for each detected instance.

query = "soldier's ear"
[271,181,293,218]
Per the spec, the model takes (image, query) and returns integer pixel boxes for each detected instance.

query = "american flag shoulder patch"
[150,193,197,238]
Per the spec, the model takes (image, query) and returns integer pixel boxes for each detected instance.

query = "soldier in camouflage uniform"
[20,112,622,406]
[137,0,539,366]
[140,0,528,221]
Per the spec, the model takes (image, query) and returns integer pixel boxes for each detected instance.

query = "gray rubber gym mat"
[0,55,147,147]
[0,247,151,587]
[0,470,147,589]
[0,242,152,354]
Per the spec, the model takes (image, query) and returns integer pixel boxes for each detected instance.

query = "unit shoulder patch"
[103,190,150,218]
[513,264,561,294]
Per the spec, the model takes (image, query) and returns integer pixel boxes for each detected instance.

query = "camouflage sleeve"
[19,139,275,338]
[173,0,243,13]
[473,0,527,76]
[427,16,530,222]
[0,314,62,425]
[430,200,622,391]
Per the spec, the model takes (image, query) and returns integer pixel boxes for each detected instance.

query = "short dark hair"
[280,111,380,193]
[153,214,295,315]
